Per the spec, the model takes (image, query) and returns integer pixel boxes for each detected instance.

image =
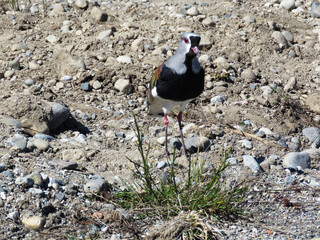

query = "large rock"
[242,155,262,172]
[22,216,46,230]
[282,152,311,169]
[185,136,211,153]
[46,103,70,130]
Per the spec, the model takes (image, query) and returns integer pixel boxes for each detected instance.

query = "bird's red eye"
[184,38,189,44]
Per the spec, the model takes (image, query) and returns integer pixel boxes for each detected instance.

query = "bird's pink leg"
[177,111,188,157]
[164,114,170,159]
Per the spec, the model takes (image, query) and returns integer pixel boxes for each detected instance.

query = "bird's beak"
[191,46,199,54]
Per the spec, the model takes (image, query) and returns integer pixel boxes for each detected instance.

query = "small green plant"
[8,0,19,11]
[113,114,246,221]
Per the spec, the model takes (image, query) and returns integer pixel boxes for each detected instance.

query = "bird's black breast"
[156,64,204,102]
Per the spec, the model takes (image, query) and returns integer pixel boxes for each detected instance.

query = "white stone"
[114,79,130,92]
[46,35,60,44]
[116,55,132,64]
[187,6,199,16]
[97,30,113,40]
[131,38,144,52]
[280,0,296,10]
[75,0,87,9]
[22,216,46,230]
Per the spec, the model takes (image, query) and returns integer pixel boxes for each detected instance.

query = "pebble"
[311,2,320,18]
[8,59,21,70]
[46,35,60,44]
[282,30,294,43]
[157,161,168,169]
[114,79,130,92]
[278,138,288,148]
[28,172,43,186]
[49,160,78,170]
[214,57,230,70]
[116,56,132,64]
[157,137,166,145]
[302,127,320,146]
[202,17,215,26]
[80,82,91,91]
[210,95,226,105]
[52,3,65,14]
[185,136,211,153]
[169,138,182,150]
[131,38,144,52]
[47,103,70,130]
[97,30,113,40]
[33,133,55,141]
[4,70,14,78]
[242,155,262,172]
[33,139,50,151]
[284,77,296,92]
[22,216,46,230]
[282,152,311,169]
[280,0,296,11]
[227,157,238,165]
[272,31,288,48]
[56,192,65,201]
[60,75,72,81]
[0,117,22,128]
[7,134,28,151]
[239,140,253,150]
[243,15,256,24]
[187,6,199,16]
[241,68,257,82]
[15,177,34,188]
[288,49,296,58]
[91,6,108,22]
[75,0,87,9]
[92,80,102,90]
[7,211,18,220]
[0,163,5,172]
[84,179,110,194]
[24,78,34,86]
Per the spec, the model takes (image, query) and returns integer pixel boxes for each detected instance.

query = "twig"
[224,125,286,150]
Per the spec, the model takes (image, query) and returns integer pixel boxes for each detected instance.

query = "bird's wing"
[150,63,164,89]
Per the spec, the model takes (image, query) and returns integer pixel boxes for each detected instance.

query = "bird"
[147,32,205,159]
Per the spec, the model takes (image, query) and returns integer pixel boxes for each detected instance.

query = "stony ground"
[0,0,320,239]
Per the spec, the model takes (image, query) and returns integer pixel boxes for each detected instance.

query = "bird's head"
[177,32,201,59]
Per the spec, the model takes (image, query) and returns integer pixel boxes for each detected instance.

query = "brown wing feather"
[147,64,163,106]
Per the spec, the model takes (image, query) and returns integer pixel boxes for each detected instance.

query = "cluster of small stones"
[0,0,320,239]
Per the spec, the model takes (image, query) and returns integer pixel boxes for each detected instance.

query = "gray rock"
[284,77,296,92]
[239,140,253,149]
[7,134,28,151]
[288,49,296,58]
[28,172,43,186]
[33,133,55,141]
[278,138,288,148]
[60,75,72,81]
[243,15,256,24]
[280,0,296,10]
[56,192,65,201]
[282,30,294,43]
[169,138,182,150]
[202,17,215,26]
[75,0,87,9]
[91,6,108,22]
[116,56,132,64]
[52,3,65,14]
[46,35,60,44]
[80,82,91,91]
[2,170,14,178]
[187,6,199,16]
[29,188,44,196]
[227,157,238,165]
[311,2,320,18]
[84,179,110,194]
[97,30,113,40]
[15,177,34,187]
[47,103,70,130]
[8,59,21,70]
[210,95,226,105]
[24,78,34,86]
[0,117,22,128]
[33,139,50,151]
[157,161,168,169]
[282,152,311,169]
[272,31,288,48]
[185,136,211,153]
[114,79,131,93]
[49,160,78,170]
[0,163,5,172]
[241,68,257,82]
[242,155,262,172]
[92,80,102,90]
[302,127,320,146]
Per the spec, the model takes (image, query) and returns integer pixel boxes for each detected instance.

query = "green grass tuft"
[113,114,246,223]
[8,0,19,11]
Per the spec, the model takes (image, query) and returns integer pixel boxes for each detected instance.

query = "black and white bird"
[147,32,205,158]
